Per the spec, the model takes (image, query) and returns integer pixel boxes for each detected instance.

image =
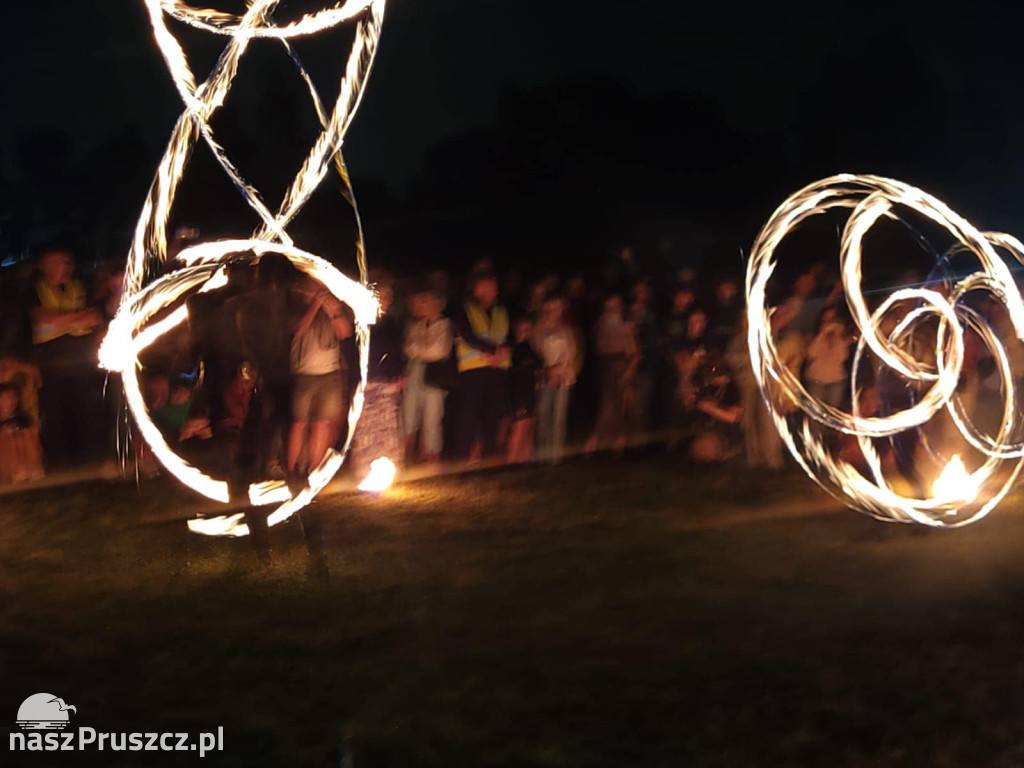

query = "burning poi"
[100,0,388,536]
[747,175,1024,527]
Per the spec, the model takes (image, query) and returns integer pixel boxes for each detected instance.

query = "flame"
[932,455,979,502]
[358,458,396,492]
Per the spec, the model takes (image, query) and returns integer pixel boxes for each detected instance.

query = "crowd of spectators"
[0,241,873,491]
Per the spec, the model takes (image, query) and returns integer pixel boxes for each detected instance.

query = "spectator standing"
[452,273,511,460]
[628,282,658,436]
[403,289,453,464]
[532,296,579,463]
[804,307,851,409]
[726,317,783,469]
[287,279,352,484]
[507,317,542,463]
[29,249,104,468]
[585,295,638,455]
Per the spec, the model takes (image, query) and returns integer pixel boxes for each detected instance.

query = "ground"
[4,454,1024,767]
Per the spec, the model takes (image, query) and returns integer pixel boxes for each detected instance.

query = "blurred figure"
[30,248,105,468]
[234,254,297,479]
[349,280,406,479]
[585,295,638,455]
[804,307,851,409]
[665,285,697,352]
[707,275,742,352]
[0,382,44,483]
[628,282,658,435]
[0,353,41,426]
[452,273,511,461]
[689,355,743,462]
[507,317,541,463]
[674,307,709,411]
[153,375,194,445]
[726,316,783,469]
[403,289,453,464]
[532,296,579,463]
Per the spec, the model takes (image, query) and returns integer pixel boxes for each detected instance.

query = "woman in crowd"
[403,289,453,465]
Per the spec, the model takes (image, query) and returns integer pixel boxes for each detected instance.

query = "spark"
[746,175,1024,527]
[103,1,387,536]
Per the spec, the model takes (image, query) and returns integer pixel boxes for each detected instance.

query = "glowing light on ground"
[358,458,397,492]
[747,175,1024,528]
[103,0,387,537]
[932,456,979,503]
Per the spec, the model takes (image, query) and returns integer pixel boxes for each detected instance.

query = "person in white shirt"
[403,290,453,463]
[286,280,352,481]
[532,296,580,463]
[804,306,851,409]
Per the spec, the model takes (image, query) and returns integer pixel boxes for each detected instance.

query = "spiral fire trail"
[100,1,387,536]
[747,175,1024,527]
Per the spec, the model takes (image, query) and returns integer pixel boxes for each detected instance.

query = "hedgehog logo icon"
[16,694,77,730]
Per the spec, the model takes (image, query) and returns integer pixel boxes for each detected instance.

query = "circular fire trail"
[747,175,1024,527]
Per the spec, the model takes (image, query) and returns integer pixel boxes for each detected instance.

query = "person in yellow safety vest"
[29,249,105,468]
[451,273,511,460]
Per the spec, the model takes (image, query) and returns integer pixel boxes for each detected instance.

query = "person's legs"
[507,417,534,463]
[454,370,486,458]
[403,362,425,447]
[37,361,74,469]
[536,385,555,459]
[421,385,445,458]
[587,356,619,452]
[552,386,569,461]
[307,371,343,469]
[630,370,652,436]
[756,397,784,469]
[740,384,761,467]
[308,421,332,469]
[480,369,507,457]
[286,422,307,471]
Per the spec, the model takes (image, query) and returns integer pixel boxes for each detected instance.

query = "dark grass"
[5,455,1024,766]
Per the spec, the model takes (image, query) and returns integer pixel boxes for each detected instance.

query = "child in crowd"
[507,317,542,463]
[0,355,42,425]
[0,382,44,483]
[154,376,194,444]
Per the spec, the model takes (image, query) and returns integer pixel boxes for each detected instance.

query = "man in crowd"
[452,272,511,460]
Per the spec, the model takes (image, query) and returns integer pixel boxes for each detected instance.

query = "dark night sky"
[3,0,1024,252]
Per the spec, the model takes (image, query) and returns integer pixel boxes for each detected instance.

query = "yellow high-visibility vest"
[456,302,510,372]
[33,280,90,345]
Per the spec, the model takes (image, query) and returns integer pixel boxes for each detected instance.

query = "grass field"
[5,454,1024,767]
